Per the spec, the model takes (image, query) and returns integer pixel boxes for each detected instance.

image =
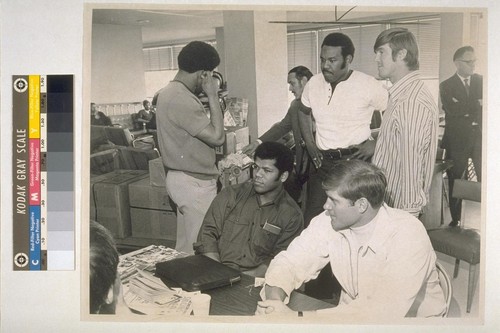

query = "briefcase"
[155,255,241,292]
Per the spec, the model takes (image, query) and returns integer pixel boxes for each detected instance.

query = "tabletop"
[205,273,335,315]
[118,245,334,316]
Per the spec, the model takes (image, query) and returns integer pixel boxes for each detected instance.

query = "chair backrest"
[104,126,133,146]
[436,261,452,317]
[452,179,481,202]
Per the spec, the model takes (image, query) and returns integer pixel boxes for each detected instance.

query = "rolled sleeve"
[262,214,333,303]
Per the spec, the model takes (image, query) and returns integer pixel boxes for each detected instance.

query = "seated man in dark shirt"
[137,99,157,130]
[195,142,304,277]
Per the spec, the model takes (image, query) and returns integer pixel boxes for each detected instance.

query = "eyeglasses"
[458,59,477,65]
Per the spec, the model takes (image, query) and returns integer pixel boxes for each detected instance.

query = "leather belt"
[321,148,358,160]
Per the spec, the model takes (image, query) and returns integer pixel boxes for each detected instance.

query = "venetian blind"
[287,31,319,74]
[287,16,440,79]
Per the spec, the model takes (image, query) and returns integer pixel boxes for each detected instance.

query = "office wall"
[91,24,146,104]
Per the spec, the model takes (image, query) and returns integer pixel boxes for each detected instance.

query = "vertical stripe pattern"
[373,71,439,215]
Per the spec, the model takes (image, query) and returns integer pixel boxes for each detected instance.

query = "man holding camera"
[156,41,225,254]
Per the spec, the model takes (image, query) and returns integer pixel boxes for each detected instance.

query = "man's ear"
[345,54,353,64]
[397,49,408,62]
[356,198,369,214]
[280,171,289,183]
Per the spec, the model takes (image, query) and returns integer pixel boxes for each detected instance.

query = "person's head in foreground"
[89,220,122,314]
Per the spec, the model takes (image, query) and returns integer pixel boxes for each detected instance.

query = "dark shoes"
[448,220,460,227]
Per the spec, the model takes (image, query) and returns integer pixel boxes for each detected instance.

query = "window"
[143,41,216,71]
[287,17,441,80]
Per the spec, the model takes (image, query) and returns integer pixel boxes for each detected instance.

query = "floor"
[436,190,481,318]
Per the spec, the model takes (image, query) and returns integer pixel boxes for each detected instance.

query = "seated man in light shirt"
[194,142,304,277]
[256,159,446,319]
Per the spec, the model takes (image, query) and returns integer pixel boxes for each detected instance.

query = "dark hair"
[143,99,150,107]
[254,141,294,176]
[453,46,474,61]
[177,41,220,73]
[321,32,355,60]
[288,65,313,81]
[89,220,119,314]
[322,160,386,209]
[374,28,419,70]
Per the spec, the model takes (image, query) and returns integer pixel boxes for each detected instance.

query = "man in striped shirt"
[371,28,439,218]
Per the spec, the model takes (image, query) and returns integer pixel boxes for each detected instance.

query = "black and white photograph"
[1,0,499,332]
[86,2,486,323]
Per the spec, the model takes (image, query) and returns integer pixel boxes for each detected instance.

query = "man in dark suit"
[440,46,483,226]
[242,66,313,203]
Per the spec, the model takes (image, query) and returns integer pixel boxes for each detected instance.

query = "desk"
[205,273,334,315]
[119,245,334,316]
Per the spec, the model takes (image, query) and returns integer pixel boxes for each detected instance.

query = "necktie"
[464,78,470,96]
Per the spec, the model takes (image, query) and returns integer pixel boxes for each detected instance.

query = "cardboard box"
[148,157,166,187]
[130,208,176,240]
[129,176,174,211]
[215,126,249,155]
[90,170,148,239]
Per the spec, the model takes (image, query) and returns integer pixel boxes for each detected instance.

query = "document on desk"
[118,245,194,315]
[124,270,193,315]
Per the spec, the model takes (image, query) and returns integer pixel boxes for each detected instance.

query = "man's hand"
[351,140,376,161]
[201,71,219,98]
[255,300,294,316]
[309,146,323,169]
[241,141,260,156]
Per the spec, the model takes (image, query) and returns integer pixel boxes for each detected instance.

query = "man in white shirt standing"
[256,160,446,319]
[298,32,387,301]
[299,32,388,227]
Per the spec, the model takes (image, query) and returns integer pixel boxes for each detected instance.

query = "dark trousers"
[303,157,344,227]
[304,264,342,303]
[446,128,482,222]
[283,170,304,205]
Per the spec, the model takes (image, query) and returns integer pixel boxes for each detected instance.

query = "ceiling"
[92,7,439,47]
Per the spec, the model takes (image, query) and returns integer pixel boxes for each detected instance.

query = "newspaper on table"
[118,245,199,316]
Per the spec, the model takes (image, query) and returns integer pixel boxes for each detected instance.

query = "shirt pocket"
[219,217,248,246]
[252,225,280,257]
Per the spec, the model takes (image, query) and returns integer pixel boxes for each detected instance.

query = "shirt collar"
[456,73,471,83]
[388,70,421,101]
[251,184,287,207]
[357,204,393,255]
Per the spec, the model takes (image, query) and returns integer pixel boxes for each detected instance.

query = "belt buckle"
[337,149,342,158]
